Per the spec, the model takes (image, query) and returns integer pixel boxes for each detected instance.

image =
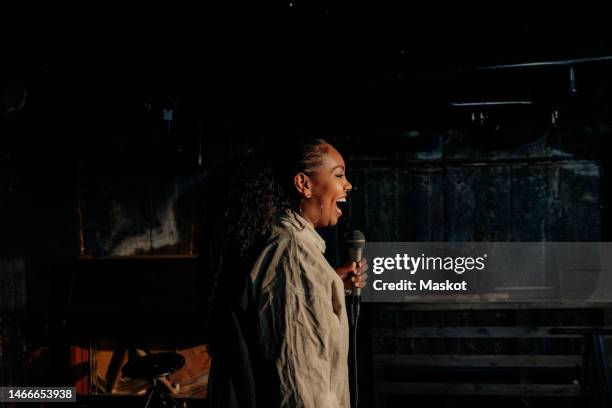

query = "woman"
[208,138,368,408]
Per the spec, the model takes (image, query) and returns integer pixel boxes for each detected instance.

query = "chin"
[317,215,337,228]
[328,215,340,227]
[317,207,341,227]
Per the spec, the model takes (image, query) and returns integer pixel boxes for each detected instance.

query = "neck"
[294,208,316,228]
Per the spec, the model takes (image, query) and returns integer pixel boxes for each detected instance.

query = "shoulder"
[248,219,299,290]
[269,209,302,239]
[262,210,311,254]
[272,209,326,253]
[250,209,337,296]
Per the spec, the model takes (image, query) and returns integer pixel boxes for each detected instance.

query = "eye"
[335,173,345,178]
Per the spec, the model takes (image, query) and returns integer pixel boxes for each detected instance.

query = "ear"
[293,172,312,198]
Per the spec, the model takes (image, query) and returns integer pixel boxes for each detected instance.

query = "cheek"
[313,186,332,212]
[321,182,341,202]
[314,179,344,213]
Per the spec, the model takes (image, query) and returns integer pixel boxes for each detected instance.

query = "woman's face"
[301,144,352,228]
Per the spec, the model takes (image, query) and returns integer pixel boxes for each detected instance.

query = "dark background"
[2,3,612,407]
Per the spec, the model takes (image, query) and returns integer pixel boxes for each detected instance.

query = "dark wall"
[341,129,604,243]
[324,126,607,408]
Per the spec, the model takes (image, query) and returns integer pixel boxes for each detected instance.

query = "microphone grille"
[346,230,366,249]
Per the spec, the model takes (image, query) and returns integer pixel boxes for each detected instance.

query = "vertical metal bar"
[593,334,612,407]
[569,66,577,96]
[349,297,360,408]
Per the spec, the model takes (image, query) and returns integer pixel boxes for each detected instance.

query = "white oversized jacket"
[249,209,350,408]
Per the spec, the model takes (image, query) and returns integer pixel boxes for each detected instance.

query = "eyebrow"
[331,165,345,172]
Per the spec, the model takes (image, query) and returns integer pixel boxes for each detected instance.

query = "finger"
[354,272,368,285]
[357,260,368,274]
[355,273,369,288]
[351,272,368,283]
[336,262,356,276]
[344,262,357,272]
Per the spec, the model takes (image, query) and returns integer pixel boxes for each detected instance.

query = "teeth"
[337,198,346,203]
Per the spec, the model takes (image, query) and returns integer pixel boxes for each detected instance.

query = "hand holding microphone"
[335,257,368,295]
[345,230,368,296]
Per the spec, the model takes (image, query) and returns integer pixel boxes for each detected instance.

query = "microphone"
[346,230,365,408]
[346,230,366,297]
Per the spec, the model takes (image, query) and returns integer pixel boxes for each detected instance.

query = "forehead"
[319,144,345,169]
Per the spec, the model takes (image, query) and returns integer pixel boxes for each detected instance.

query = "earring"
[314,202,323,224]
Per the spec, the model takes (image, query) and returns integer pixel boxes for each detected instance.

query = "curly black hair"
[208,137,329,309]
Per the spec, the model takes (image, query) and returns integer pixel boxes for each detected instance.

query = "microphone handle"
[347,247,363,297]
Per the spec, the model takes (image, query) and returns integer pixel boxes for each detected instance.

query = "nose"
[345,178,352,192]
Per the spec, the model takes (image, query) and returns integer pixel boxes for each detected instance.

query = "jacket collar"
[283,209,326,253]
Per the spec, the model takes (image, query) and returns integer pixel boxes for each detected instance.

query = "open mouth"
[335,197,347,215]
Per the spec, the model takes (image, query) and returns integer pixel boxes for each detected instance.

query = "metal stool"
[122,351,186,408]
